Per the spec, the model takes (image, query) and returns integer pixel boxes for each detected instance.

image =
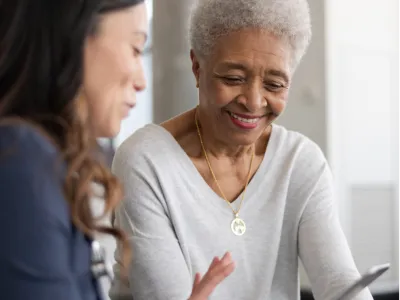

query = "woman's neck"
[201,132,254,160]
[195,110,255,161]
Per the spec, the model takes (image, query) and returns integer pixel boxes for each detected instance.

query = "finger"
[204,253,230,275]
[207,256,220,270]
[206,252,233,276]
[194,261,235,298]
[192,273,202,293]
[195,253,235,295]
[190,253,234,299]
[193,256,218,286]
[194,273,202,285]
[205,257,235,283]
[191,257,220,296]
[220,252,232,266]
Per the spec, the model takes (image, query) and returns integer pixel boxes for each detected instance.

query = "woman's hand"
[189,252,235,300]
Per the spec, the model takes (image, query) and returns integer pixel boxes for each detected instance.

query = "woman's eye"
[222,77,244,85]
[265,82,285,92]
[133,47,143,57]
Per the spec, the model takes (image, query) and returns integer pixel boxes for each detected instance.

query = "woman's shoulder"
[0,124,98,299]
[0,122,68,222]
[114,123,181,163]
[271,125,330,195]
[272,124,326,164]
[117,109,196,158]
[0,122,59,159]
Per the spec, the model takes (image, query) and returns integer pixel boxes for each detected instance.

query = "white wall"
[395,2,399,283]
[151,0,198,123]
[328,0,397,186]
[276,0,327,155]
[326,0,399,288]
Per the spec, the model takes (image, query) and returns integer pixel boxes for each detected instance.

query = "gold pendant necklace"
[195,108,254,236]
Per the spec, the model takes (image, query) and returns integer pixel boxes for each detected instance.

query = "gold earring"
[196,82,199,88]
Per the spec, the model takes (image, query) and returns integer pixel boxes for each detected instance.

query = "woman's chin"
[94,122,121,139]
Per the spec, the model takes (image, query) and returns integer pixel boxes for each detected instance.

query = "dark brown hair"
[0,0,145,273]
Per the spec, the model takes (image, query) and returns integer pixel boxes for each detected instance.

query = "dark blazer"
[0,124,101,300]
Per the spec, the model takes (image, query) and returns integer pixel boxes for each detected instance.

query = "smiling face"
[83,3,148,137]
[192,28,292,146]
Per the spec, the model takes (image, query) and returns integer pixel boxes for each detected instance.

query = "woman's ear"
[190,49,200,87]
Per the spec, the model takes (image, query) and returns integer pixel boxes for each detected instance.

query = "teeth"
[229,112,259,123]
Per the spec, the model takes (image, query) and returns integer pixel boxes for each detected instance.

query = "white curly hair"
[189,0,312,70]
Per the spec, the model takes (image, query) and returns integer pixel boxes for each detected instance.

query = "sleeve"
[0,131,83,300]
[112,144,192,300]
[298,154,373,300]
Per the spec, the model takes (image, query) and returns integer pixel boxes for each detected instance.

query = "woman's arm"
[298,160,373,300]
[112,142,234,300]
[0,127,83,300]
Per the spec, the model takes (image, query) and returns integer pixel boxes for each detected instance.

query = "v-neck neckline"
[147,123,280,215]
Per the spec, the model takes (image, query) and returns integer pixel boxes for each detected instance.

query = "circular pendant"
[231,217,246,236]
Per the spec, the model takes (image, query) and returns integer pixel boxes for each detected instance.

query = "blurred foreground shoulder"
[0,123,88,300]
[0,122,67,226]
[0,123,59,159]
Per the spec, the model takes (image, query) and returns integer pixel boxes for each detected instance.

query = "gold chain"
[194,108,255,217]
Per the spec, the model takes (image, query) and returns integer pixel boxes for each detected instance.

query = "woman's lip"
[228,113,259,129]
[122,103,135,118]
[125,102,136,109]
[227,111,265,119]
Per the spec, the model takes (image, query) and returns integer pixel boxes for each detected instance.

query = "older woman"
[110,0,373,299]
